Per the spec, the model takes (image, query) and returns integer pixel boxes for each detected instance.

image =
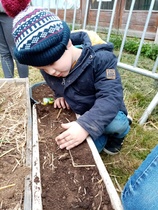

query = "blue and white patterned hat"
[12,6,70,66]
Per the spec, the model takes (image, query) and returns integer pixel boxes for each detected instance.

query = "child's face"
[35,48,72,77]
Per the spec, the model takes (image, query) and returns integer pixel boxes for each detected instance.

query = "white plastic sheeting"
[31,0,80,9]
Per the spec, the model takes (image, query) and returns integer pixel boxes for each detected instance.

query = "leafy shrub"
[141,43,158,60]
[109,36,122,50]
[109,35,158,60]
[124,38,139,54]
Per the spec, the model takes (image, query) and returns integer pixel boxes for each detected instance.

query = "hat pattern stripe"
[21,26,64,50]
[14,14,56,40]
[14,7,60,28]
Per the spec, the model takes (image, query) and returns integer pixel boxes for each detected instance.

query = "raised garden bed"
[31,83,123,210]
[0,78,32,210]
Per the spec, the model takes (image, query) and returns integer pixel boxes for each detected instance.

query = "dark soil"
[32,83,114,210]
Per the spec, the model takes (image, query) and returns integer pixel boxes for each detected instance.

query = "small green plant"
[124,38,140,54]
[141,43,158,60]
[109,35,122,50]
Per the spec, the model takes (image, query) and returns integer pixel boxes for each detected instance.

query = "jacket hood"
[70,30,114,52]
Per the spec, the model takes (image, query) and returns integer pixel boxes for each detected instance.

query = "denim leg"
[0,15,15,78]
[15,60,29,78]
[93,111,130,153]
[104,111,130,138]
[0,14,28,78]
[93,134,108,153]
[1,54,14,78]
[121,145,158,210]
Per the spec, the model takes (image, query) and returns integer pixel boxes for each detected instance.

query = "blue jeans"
[0,13,28,78]
[121,145,158,210]
[93,111,130,152]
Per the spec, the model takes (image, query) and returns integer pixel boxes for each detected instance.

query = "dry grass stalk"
[0,148,15,158]
[0,184,15,191]
[0,81,7,89]
[114,177,122,193]
[56,108,62,119]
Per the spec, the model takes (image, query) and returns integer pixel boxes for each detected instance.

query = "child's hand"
[55,121,89,150]
[54,97,70,109]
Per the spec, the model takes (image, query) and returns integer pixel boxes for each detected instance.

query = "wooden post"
[114,0,125,29]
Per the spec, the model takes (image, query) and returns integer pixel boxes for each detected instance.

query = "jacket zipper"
[62,78,65,85]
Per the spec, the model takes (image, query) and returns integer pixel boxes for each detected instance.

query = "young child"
[2,0,131,154]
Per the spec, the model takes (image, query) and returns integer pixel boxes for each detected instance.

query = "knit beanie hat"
[1,0,70,66]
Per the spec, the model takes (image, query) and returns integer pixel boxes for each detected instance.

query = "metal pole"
[117,0,136,62]
[139,92,158,125]
[107,0,118,42]
[134,0,156,67]
[55,0,58,15]
[72,0,78,30]
[95,0,102,32]
[152,56,158,74]
[83,0,90,29]
[64,0,67,21]
[118,62,158,80]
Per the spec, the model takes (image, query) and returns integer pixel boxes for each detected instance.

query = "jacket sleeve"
[77,50,126,140]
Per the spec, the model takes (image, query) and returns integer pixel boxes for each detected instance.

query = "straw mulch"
[0,81,29,210]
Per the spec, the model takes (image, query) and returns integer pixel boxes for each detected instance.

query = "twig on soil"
[58,153,69,160]
[50,153,57,170]
[65,117,70,122]
[42,156,47,169]
[77,197,82,202]
[78,186,82,193]
[0,148,15,158]
[41,114,49,119]
[0,184,15,191]
[0,81,7,89]
[42,151,51,169]
[69,150,95,167]
[73,173,79,184]
[12,159,20,172]
[97,179,103,185]
[0,201,3,209]
[84,187,87,195]
[14,202,21,210]
[97,184,103,210]
[52,126,58,133]
[56,108,62,119]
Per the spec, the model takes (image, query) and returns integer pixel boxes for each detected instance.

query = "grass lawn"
[0,52,158,195]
